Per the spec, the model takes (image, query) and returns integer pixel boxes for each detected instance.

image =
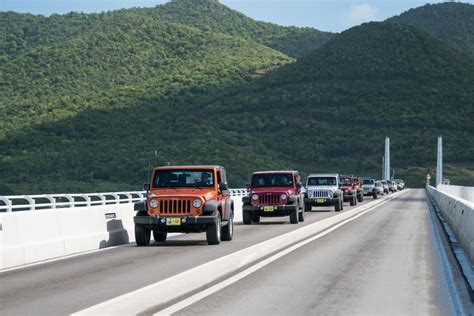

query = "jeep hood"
[149,189,216,200]
[306,185,338,191]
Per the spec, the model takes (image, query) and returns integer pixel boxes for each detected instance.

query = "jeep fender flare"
[203,200,219,215]
[134,201,147,212]
[224,199,234,221]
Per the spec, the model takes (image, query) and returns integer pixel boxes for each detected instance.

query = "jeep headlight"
[192,199,202,208]
[280,194,287,200]
[149,199,158,208]
[251,194,259,201]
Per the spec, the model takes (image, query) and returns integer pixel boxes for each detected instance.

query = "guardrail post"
[0,196,12,212]
[24,196,35,211]
[64,195,74,208]
[81,194,91,207]
[45,195,56,209]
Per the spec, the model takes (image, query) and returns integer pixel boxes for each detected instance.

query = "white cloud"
[346,3,379,26]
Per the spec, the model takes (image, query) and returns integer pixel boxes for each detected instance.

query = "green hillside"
[1,3,474,195]
[388,2,474,56]
[0,9,292,138]
[148,0,334,58]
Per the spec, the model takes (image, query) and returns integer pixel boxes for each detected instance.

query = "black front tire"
[221,214,233,241]
[243,211,252,225]
[135,224,151,246]
[252,214,260,223]
[298,208,305,222]
[350,196,356,206]
[335,199,341,212]
[358,193,364,202]
[206,212,221,245]
[153,230,167,242]
[290,209,298,224]
[304,202,312,212]
[373,192,378,199]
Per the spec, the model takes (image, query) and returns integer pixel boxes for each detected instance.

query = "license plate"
[263,206,274,212]
[316,198,325,203]
[166,217,181,226]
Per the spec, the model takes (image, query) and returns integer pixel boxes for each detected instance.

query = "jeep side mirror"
[219,182,229,194]
[246,183,250,190]
[296,182,302,189]
[143,183,150,191]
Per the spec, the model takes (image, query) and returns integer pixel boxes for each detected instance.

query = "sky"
[1,0,473,32]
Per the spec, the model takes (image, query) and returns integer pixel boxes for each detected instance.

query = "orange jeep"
[133,165,233,246]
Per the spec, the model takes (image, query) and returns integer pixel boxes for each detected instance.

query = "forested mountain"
[148,0,334,58]
[0,9,292,138]
[1,1,473,194]
[388,2,474,56]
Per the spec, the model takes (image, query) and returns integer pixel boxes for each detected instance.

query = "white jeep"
[304,173,343,212]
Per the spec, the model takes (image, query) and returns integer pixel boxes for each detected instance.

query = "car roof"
[307,173,338,177]
[154,165,222,171]
[252,170,298,175]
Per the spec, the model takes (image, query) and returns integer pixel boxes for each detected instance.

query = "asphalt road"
[175,189,456,315]
[0,189,460,315]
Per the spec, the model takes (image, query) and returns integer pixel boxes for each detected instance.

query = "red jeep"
[339,175,364,206]
[242,171,304,224]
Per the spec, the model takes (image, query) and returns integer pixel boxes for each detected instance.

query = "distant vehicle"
[133,165,233,246]
[380,180,390,194]
[304,173,343,212]
[394,179,405,190]
[242,171,304,224]
[339,175,364,206]
[362,178,376,196]
[388,180,398,192]
[374,181,385,198]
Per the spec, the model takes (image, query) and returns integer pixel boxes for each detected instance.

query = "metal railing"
[0,189,248,212]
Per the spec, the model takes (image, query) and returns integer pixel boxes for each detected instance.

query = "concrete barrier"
[0,196,243,270]
[427,186,474,264]
[437,184,474,203]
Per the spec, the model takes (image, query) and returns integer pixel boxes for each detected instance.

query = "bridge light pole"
[436,136,443,187]
[384,137,390,180]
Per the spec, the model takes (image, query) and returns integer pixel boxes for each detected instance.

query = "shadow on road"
[99,219,129,249]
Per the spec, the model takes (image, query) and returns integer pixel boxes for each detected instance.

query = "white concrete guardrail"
[427,185,474,264]
[437,184,474,203]
[0,189,247,270]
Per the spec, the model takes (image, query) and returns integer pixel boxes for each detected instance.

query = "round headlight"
[192,199,202,208]
[280,194,287,200]
[149,199,158,208]
[251,194,259,201]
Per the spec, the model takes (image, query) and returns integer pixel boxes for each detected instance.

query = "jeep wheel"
[304,202,312,212]
[221,214,233,241]
[335,199,341,212]
[298,208,305,222]
[252,214,260,223]
[373,192,378,199]
[153,230,167,242]
[350,196,356,206]
[290,209,298,224]
[358,193,364,203]
[135,224,151,246]
[206,212,221,245]
[243,211,252,225]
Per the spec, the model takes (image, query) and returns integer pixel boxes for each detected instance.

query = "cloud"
[346,3,379,26]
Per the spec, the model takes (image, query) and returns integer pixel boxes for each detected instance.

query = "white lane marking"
[73,190,407,316]
[156,191,406,315]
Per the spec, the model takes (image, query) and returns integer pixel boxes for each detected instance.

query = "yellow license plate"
[263,206,274,212]
[166,218,181,226]
[316,198,325,203]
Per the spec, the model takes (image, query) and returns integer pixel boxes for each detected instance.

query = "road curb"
[73,190,407,315]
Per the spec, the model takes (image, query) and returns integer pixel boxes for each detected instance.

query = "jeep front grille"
[259,194,281,205]
[158,199,192,215]
[309,190,332,198]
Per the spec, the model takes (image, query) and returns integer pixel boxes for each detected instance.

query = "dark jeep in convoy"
[339,175,364,206]
[134,165,233,246]
[242,171,304,224]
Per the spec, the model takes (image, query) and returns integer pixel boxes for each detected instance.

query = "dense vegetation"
[148,0,334,58]
[388,2,474,56]
[1,1,473,194]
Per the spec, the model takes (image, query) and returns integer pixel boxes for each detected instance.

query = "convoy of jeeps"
[134,165,404,246]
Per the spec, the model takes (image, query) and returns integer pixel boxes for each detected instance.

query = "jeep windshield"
[251,173,293,188]
[339,177,352,185]
[307,177,337,186]
[363,179,375,185]
[153,169,214,188]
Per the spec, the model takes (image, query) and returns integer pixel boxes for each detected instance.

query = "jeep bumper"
[134,214,217,233]
[242,204,297,217]
[304,197,337,207]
